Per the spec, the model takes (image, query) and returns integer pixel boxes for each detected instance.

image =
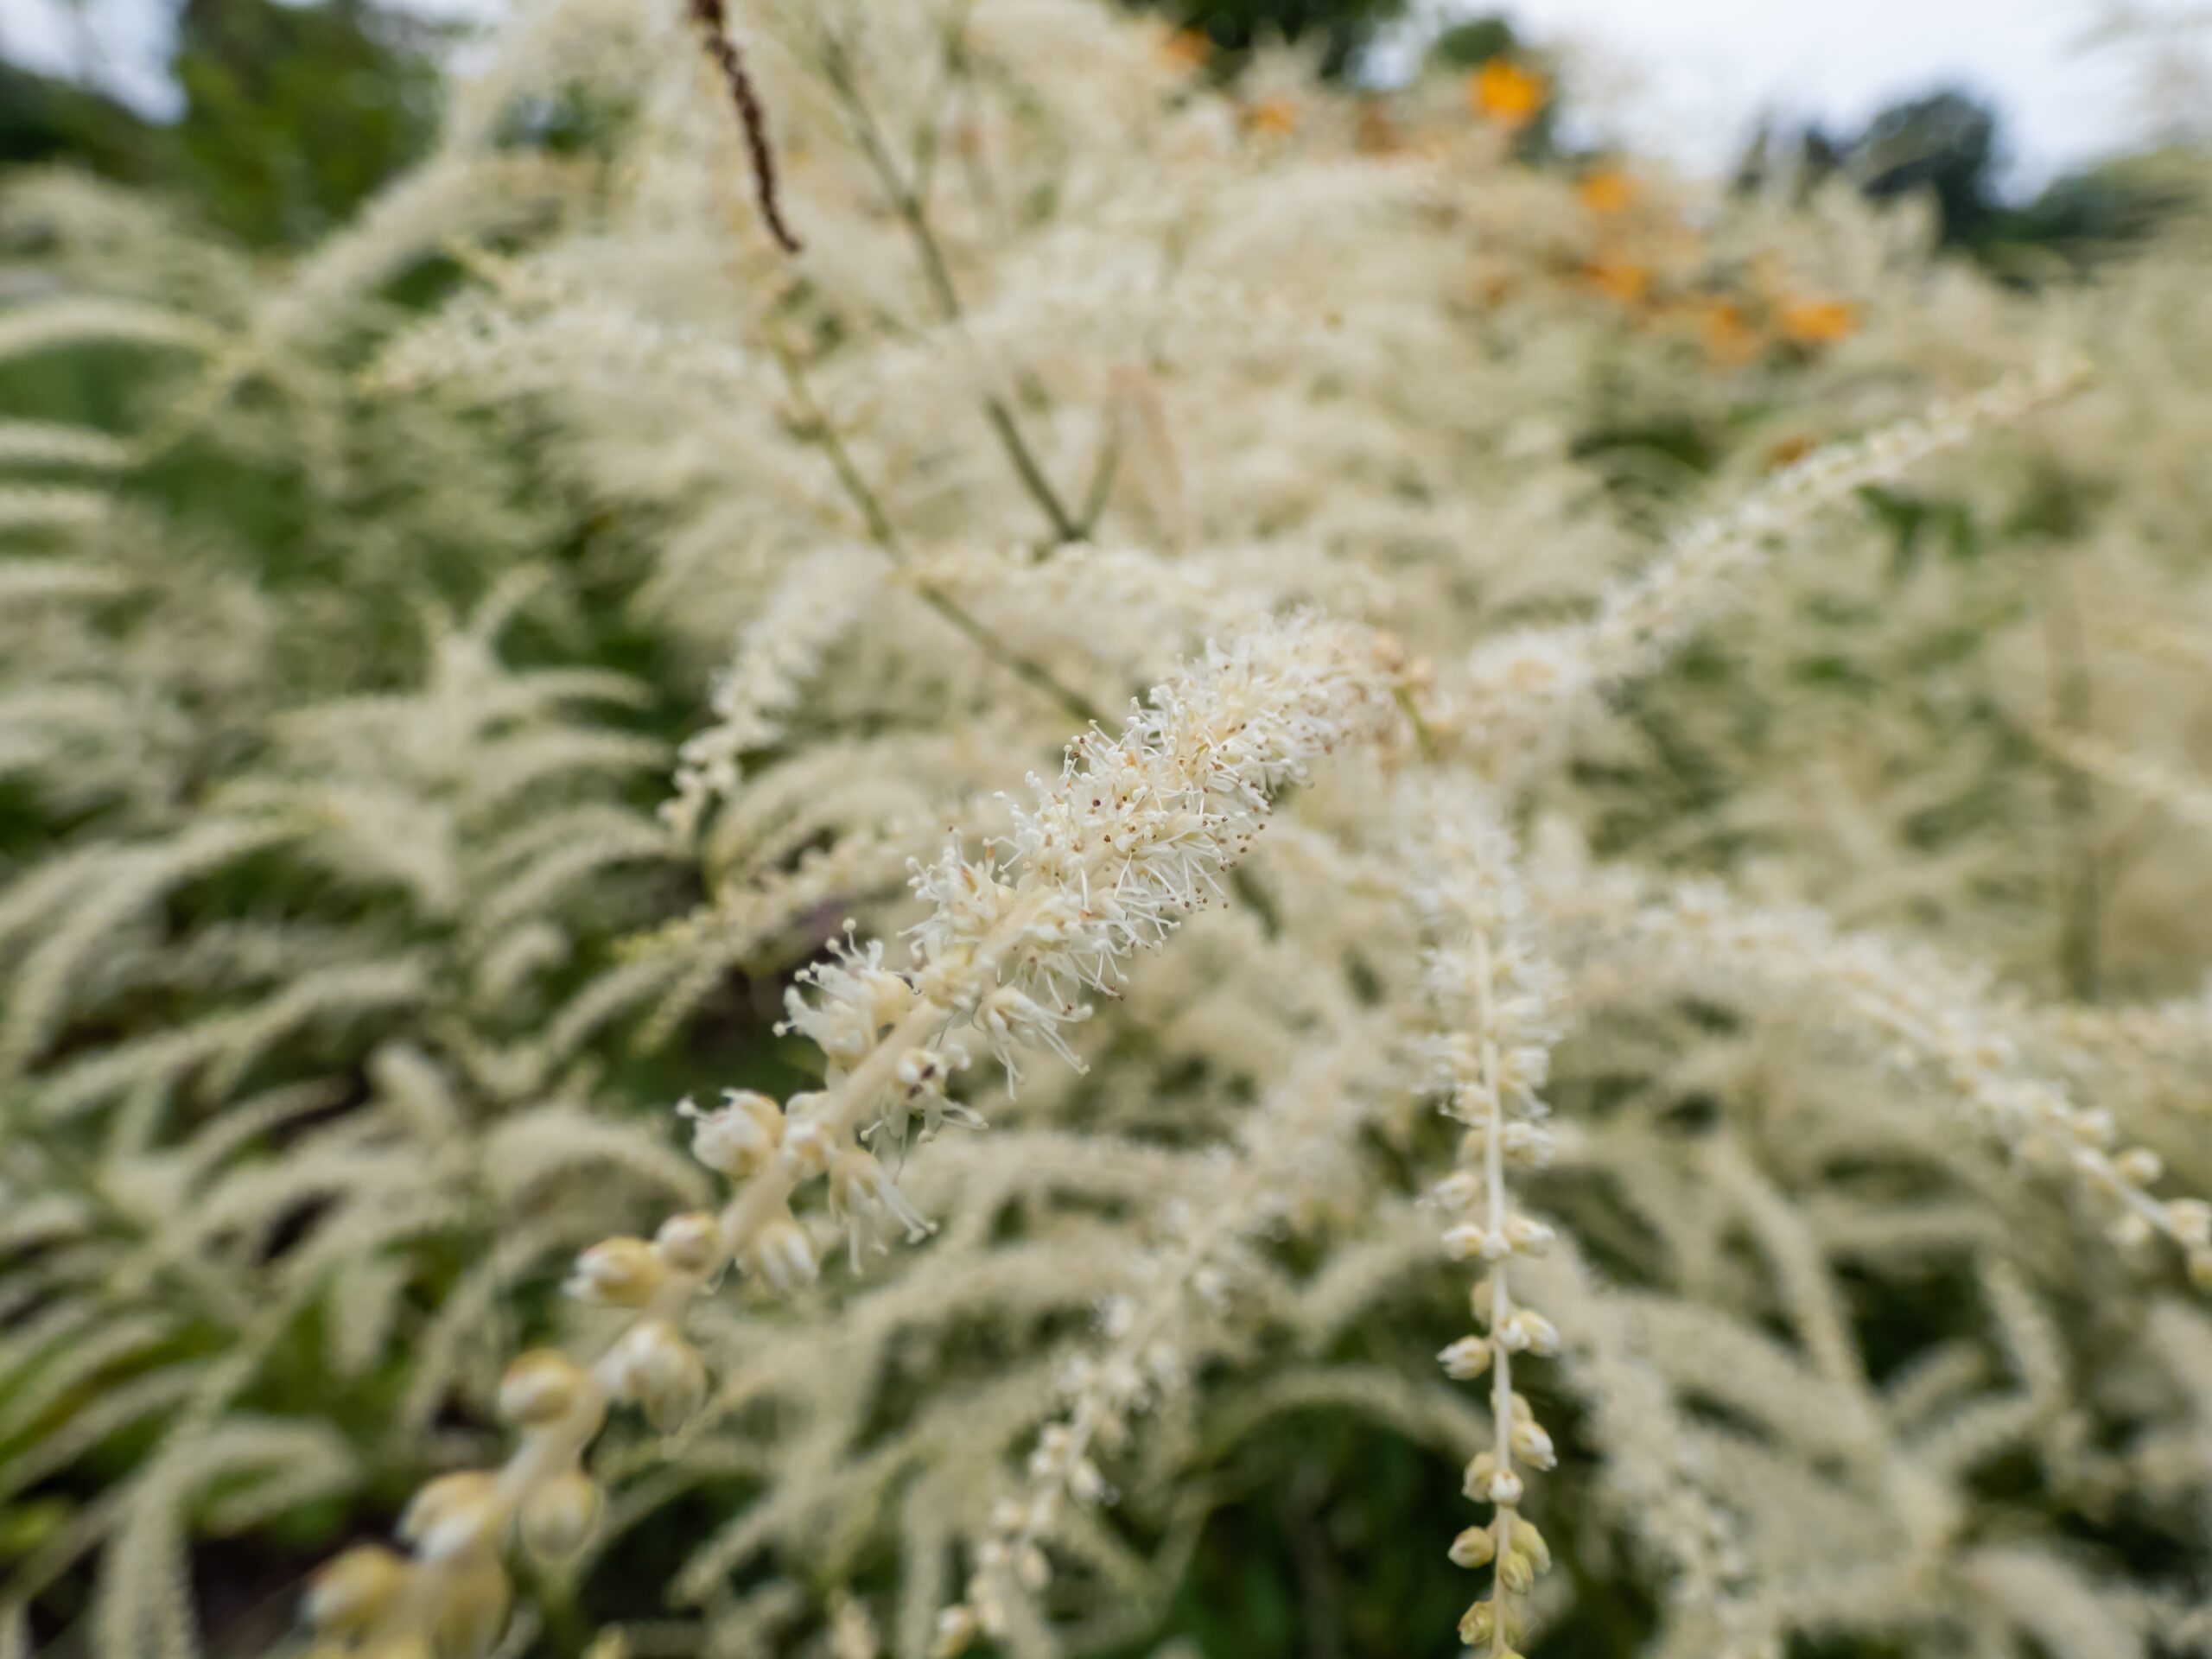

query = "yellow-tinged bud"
[1510,1515,1551,1573]
[432,1554,512,1659]
[2189,1246,2212,1293]
[565,1236,664,1306]
[520,1470,603,1565]
[747,1215,819,1294]
[1448,1524,1497,1568]
[1510,1418,1556,1470]
[612,1318,708,1432]
[682,1090,783,1177]
[654,1211,719,1274]
[2116,1147,2164,1185]
[304,1544,409,1637]
[931,1604,979,1658]
[2168,1198,2211,1247]
[1459,1602,1493,1647]
[399,1471,502,1560]
[1440,1335,1493,1379]
[1497,1548,1535,1593]
[499,1349,585,1427]
[1463,1452,1522,1503]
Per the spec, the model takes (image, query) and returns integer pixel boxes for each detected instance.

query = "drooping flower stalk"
[1404,779,1566,1657]
[1452,357,2090,775]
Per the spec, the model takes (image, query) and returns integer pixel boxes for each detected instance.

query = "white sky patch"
[1490,0,2179,188]
[2,0,2205,182]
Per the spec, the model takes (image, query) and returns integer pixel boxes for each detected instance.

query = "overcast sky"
[3,0,2204,185]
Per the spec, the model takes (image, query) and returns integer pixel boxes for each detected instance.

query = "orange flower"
[1160,26,1211,72]
[1468,59,1548,131]
[1581,254,1650,308]
[1243,97,1300,138]
[1777,297,1860,346]
[1575,168,1637,217]
[1699,298,1760,365]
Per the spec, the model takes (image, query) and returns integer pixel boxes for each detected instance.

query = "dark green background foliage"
[2,0,443,246]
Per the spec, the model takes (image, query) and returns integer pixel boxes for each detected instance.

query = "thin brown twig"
[688,0,804,256]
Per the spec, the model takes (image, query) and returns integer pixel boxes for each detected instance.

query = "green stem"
[818,23,1083,545]
[772,340,1104,727]
[2043,549,2100,1000]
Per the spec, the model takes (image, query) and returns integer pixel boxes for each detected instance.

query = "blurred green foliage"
[1,0,442,246]
[167,0,444,245]
[1126,0,1408,77]
[1742,86,2195,276]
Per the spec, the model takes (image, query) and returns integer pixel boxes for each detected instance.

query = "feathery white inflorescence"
[790,612,1399,1109]
[1451,357,2090,776]
[664,544,882,846]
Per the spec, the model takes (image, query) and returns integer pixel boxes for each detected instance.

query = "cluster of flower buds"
[302,1348,613,1657]
[498,1351,609,1563]
[1450,1513,1552,1593]
[776,931,918,1065]
[1453,1511,1554,1653]
[565,1209,718,1309]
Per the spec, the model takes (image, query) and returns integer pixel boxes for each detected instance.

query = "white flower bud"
[1448,1524,1497,1568]
[2167,1198,2212,1247]
[1497,1548,1535,1593]
[2115,1147,2164,1185]
[2190,1247,2212,1293]
[932,1605,979,1658]
[400,1471,502,1560]
[434,1554,512,1659]
[565,1237,664,1307]
[1439,1336,1493,1379]
[1503,1215,1554,1255]
[1014,1543,1050,1591]
[520,1470,603,1565]
[1503,1309,1560,1356]
[612,1319,708,1432]
[681,1090,783,1178]
[748,1216,819,1293]
[1442,1224,1509,1262]
[654,1211,720,1274]
[1432,1171,1482,1211]
[1462,1452,1498,1499]
[1510,1419,1556,1469]
[1459,1602,1493,1648]
[305,1544,409,1637]
[1510,1515,1551,1572]
[499,1350,588,1427]
[1068,1458,1108,1503]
